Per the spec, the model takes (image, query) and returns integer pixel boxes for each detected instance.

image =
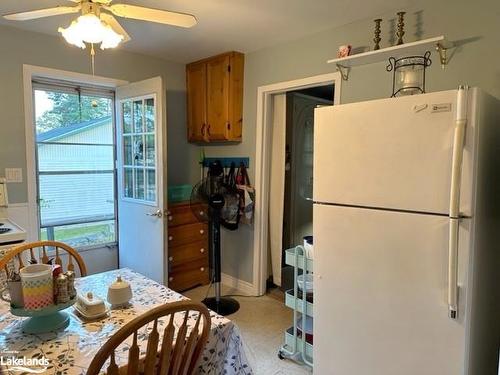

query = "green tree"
[36,92,111,134]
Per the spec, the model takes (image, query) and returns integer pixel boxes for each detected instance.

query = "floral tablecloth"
[0,268,252,374]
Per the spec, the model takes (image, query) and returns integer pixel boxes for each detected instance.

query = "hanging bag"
[236,163,255,225]
[221,162,241,231]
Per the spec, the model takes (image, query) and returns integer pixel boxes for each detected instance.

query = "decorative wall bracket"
[336,64,350,81]
[435,42,454,68]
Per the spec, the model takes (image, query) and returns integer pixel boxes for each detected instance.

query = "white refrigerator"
[313,87,500,375]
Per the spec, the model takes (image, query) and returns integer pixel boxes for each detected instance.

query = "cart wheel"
[278,351,285,360]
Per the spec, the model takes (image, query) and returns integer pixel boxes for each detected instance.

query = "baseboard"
[221,273,258,296]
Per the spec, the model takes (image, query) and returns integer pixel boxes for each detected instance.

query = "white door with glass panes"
[116,77,167,284]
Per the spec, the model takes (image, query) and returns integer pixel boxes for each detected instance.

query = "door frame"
[253,72,342,295]
[23,64,127,243]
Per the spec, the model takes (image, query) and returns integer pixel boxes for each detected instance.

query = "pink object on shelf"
[337,44,352,58]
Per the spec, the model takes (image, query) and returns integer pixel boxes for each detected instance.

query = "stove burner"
[0,227,11,234]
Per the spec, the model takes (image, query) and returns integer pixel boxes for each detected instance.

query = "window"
[33,81,117,248]
[121,97,157,203]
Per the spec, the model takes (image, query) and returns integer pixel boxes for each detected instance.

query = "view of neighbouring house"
[36,115,116,246]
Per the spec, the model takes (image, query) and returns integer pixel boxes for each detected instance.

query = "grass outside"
[41,221,116,247]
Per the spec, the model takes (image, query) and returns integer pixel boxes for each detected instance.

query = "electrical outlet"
[5,168,23,183]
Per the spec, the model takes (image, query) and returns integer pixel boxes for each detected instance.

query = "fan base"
[202,297,240,316]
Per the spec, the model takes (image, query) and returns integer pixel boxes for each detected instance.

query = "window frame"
[32,81,119,251]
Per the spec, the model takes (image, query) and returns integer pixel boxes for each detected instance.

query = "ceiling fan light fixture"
[58,13,124,50]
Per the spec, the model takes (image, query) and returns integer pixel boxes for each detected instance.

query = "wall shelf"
[328,36,453,80]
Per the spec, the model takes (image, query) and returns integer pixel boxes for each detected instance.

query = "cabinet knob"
[169,277,173,282]
[200,248,205,253]
[199,229,204,235]
[168,236,173,241]
[200,267,205,272]
[199,211,204,216]
[168,256,173,262]
[168,215,173,221]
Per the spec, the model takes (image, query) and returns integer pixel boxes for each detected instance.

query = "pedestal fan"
[190,161,240,315]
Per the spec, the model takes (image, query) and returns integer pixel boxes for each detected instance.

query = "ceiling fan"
[3,0,197,49]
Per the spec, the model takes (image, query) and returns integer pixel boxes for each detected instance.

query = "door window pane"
[145,98,155,132]
[124,168,133,198]
[134,169,145,200]
[122,101,132,134]
[146,169,156,202]
[145,134,155,167]
[133,100,143,133]
[133,135,144,166]
[123,136,132,166]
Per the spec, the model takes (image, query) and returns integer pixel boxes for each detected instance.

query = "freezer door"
[314,90,475,216]
[314,204,469,375]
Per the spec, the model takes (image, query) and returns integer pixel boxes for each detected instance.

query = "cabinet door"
[206,54,230,141]
[186,62,208,142]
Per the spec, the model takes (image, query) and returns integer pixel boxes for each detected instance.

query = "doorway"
[252,72,342,296]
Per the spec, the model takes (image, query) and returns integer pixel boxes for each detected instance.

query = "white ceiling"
[0,0,410,63]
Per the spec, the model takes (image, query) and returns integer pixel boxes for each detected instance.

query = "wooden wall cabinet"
[186,51,244,143]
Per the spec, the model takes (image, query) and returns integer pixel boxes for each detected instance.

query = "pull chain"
[90,43,96,76]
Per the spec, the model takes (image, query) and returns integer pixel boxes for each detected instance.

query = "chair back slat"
[143,319,160,375]
[0,241,87,277]
[29,249,36,264]
[41,246,49,264]
[86,301,211,375]
[169,311,189,375]
[17,254,24,269]
[179,313,202,375]
[126,332,140,375]
[55,247,62,267]
[158,314,175,375]
[107,352,120,375]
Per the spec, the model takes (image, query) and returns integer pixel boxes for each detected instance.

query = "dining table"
[0,268,253,374]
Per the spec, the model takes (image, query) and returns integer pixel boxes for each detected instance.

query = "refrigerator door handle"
[447,85,468,320]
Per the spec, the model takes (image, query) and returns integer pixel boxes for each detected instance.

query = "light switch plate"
[5,168,23,183]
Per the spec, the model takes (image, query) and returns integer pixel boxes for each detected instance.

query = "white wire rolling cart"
[278,245,313,368]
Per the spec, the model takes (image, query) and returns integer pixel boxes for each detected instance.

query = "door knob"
[147,209,163,218]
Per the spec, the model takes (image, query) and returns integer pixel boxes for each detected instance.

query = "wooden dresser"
[167,201,210,291]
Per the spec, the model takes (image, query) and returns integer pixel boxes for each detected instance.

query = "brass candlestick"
[396,11,406,45]
[373,19,382,50]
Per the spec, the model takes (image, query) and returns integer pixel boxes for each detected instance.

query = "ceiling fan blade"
[3,6,80,21]
[100,13,131,42]
[104,4,197,28]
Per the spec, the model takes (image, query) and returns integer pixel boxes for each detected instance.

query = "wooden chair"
[87,301,211,375]
[0,240,87,277]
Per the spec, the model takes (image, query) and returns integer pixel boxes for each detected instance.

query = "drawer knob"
[199,211,204,216]
[168,256,173,262]
[200,248,205,253]
[168,236,173,241]
[168,216,173,221]
[199,229,204,235]
[200,267,205,272]
[169,277,173,282]
[166,210,171,215]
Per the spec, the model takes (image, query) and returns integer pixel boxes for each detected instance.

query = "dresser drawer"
[167,223,208,247]
[167,204,207,227]
[168,240,207,267]
[168,258,210,291]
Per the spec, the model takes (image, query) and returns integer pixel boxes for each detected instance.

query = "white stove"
[0,178,27,249]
